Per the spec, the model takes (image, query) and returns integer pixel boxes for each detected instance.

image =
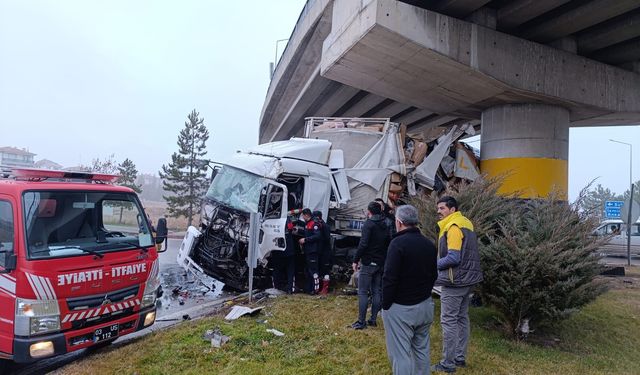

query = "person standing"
[299,208,321,294]
[432,196,483,373]
[313,210,332,295]
[382,204,438,374]
[352,202,391,329]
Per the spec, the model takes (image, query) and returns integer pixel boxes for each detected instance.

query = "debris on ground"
[266,328,285,337]
[224,305,265,320]
[182,314,191,321]
[204,327,230,348]
[265,288,286,296]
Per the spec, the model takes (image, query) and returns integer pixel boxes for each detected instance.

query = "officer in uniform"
[299,208,322,294]
[313,210,332,295]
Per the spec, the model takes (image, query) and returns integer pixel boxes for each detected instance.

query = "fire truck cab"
[0,168,165,365]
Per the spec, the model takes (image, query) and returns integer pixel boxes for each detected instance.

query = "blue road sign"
[605,207,622,218]
[605,201,624,208]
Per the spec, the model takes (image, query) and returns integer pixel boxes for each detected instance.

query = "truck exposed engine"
[177,117,479,291]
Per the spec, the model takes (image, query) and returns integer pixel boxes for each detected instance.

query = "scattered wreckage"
[177,117,480,291]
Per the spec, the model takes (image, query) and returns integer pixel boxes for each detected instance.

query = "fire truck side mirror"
[0,251,16,273]
[155,218,168,253]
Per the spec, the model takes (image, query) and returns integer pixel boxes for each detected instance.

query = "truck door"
[0,195,16,356]
[258,182,288,260]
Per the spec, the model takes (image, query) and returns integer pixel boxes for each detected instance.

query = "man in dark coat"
[313,210,332,295]
[382,204,437,375]
[351,201,390,329]
[299,208,322,294]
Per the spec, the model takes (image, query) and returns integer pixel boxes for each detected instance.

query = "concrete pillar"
[480,104,569,199]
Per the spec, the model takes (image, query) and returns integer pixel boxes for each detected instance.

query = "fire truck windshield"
[23,190,153,260]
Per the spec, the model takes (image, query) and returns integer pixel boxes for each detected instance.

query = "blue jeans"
[357,263,382,323]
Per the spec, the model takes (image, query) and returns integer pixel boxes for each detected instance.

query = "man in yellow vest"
[432,196,483,373]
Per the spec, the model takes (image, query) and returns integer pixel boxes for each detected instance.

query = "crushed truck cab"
[0,169,162,363]
[177,117,479,291]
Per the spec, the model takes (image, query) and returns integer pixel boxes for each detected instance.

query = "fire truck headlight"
[15,299,61,336]
[29,316,61,335]
[141,291,156,308]
[141,272,160,308]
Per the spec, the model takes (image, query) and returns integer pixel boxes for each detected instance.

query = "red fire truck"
[0,168,166,366]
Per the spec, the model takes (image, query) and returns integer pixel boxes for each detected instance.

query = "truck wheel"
[0,359,10,375]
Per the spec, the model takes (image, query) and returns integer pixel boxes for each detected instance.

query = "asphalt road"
[8,238,230,375]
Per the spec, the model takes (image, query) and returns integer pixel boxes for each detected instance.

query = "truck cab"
[0,169,164,364]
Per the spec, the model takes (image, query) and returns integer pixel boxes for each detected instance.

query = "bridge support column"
[480,104,569,199]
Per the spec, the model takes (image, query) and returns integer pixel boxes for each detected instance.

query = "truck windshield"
[205,165,264,213]
[23,191,153,260]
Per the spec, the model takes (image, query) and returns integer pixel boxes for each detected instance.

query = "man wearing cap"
[382,204,437,375]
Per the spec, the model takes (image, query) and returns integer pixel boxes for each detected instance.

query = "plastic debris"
[266,328,285,337]
[224,305,264,320]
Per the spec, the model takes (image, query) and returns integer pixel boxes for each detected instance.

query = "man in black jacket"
[299,208,322,294]
[382,204,438,375]
[351,201,390,329]
[313,210,332,295]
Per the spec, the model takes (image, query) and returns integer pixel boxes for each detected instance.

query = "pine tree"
[159,109,210,227]
[117,158,142,193]
[113,158,142,223]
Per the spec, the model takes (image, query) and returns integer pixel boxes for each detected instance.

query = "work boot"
[366,319,377,327]
[319,275,330,295]
[454,360,466,368]
[431,363,456,373]
[351,321,367,330]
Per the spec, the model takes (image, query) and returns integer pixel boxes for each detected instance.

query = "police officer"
[299,208,322,294]
[313,210,332,295]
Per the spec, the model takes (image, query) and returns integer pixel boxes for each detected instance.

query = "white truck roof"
[246,138,331,165]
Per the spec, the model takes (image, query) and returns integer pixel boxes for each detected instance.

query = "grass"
[55,268,640,375]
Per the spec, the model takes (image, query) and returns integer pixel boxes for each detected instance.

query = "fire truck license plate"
[94,324,119,343]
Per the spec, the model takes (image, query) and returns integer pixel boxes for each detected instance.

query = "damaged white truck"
[177,117,479,291]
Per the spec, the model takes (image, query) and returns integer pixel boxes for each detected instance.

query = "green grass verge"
[57,273,640,375]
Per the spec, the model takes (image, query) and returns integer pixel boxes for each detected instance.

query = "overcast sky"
[1,0,638,201]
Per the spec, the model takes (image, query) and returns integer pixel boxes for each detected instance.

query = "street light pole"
[610,139,633,266]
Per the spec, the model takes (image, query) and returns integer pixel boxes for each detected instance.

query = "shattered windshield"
[205,165,264,213]
[23,191,153,260]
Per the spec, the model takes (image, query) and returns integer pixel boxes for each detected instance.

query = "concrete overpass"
[260,0,640,198]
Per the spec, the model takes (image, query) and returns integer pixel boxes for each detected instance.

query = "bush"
[413,178,608,339]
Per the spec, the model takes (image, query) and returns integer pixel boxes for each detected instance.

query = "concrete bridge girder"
[314,0,640,197]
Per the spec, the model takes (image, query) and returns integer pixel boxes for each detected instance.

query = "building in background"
[34,159,64,170]
[0,146,36,168]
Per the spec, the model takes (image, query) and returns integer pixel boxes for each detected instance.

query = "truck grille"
[66,285,139,311]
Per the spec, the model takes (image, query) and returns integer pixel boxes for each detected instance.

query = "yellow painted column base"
[481,157,568,199]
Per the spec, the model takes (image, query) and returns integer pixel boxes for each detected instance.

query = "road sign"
[605,201,624,208]
[621,199,640,224]
[605,207,622,218]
